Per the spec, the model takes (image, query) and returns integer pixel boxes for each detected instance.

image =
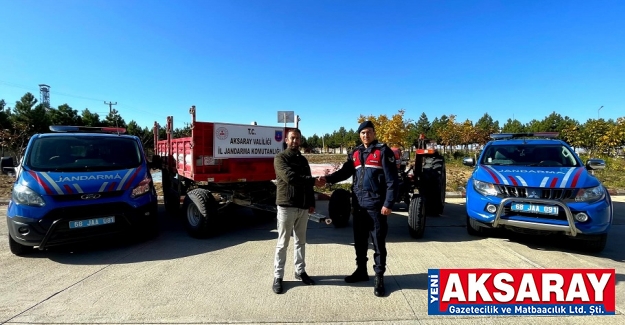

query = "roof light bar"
[490,132,559,140]
[49,126,127,134]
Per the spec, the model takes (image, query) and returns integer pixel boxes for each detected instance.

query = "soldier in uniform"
[319,121,399,297]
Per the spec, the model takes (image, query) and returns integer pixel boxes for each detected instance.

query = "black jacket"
[274,148,316,209]
[325,140,399,210]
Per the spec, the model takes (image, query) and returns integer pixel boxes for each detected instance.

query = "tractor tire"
[329,189,351,228]
[162,170,180,217]
[408,194,426,239]
[9,235,32,256]
[183,188,218,238]
[421,155,446,216]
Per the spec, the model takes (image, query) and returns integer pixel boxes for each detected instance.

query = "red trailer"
[153,106,286,237]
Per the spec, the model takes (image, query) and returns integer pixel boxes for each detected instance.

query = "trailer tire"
[422,155,446,216]
[183,189,218,238]
[9,235,32,256]
[329,189,351,228]
[408,194,426,239]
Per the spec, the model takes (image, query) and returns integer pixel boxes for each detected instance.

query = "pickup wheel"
[466,215,487,236]
[422,155,446,216]
[183,189,218,238]
[9,235,32,256]
[583,233,608,253]
[329,189,351,228]
[408,194,426,239]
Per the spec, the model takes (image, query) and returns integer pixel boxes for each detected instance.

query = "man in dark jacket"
[272,128,319,294]
[320,121,399,297]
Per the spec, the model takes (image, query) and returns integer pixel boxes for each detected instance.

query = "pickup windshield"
[481,144,580,167]
[26,136,142,172]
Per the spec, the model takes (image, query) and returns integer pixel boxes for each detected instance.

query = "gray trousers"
[273,206,309,279]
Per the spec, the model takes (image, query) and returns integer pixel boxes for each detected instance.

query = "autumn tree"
[357,109,411,148]
[438,115,463,153]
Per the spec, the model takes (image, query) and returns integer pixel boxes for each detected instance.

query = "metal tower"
[38,84,51,109]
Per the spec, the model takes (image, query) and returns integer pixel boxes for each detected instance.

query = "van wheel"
[9,235,32,256]
[408,195,426,239]
[141,203,160,240]
[329,189,351,228]
[183,189,218,238]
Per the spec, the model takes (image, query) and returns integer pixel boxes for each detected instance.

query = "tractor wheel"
[183,189,218,238]
[9,235,32,256]
[408,194,426,239]
[329,189,351,228]
[162,170,180,217]
[422,155,446,216]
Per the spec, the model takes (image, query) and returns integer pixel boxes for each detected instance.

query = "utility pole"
[104,101,117,114]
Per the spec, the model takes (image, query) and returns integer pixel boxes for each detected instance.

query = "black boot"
[272,278,283,294]
[344,266,369,283]
[374,275,385,297]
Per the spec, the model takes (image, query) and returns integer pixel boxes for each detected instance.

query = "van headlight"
[131,176,152,198]
[575,186,605,202]
[12,184,46,207]
[473,179,499,197]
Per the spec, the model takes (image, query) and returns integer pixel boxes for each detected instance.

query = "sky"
[1,0,624,138]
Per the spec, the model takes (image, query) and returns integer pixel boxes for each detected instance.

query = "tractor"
[327,134,446,239]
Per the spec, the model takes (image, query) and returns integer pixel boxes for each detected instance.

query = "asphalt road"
[1,197,624,325]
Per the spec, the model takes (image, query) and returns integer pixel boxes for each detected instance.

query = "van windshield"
[26,136,142,172]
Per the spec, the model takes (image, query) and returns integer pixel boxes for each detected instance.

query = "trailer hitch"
[308,212,332,225]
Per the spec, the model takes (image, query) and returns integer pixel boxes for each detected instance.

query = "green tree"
[81,108,102,126]
[474,113,500,145]
[103,108,127,128]
[49,103,82,126]
[501,118,526,133]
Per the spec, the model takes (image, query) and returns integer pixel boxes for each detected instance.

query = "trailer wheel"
[329,189,351,228]
[408,194,426,239]
[9,235,32,256]
[422,155,446,216]
[183,189,218,238]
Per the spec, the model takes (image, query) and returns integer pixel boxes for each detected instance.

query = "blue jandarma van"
[6,126,159,255]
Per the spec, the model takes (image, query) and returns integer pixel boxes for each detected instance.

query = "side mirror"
[462,157,476,167]
[1,157,15,175]
[585,159,606,170]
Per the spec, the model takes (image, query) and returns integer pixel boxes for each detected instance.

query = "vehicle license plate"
[69,216,115,229]
[511,203,559,215]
